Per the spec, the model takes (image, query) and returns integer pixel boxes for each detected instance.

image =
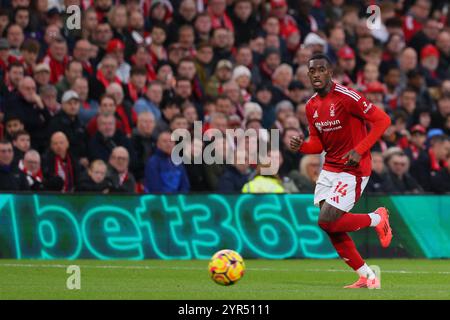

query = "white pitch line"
[0,263,450,275]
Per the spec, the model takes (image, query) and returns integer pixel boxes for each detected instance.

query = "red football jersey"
[305,82,377,177]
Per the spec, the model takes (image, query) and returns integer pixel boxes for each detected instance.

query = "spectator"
[132,112,156,182]
[72,77,99,125]
[39,84,60,117]
[384,148,423,194]
[431,152,450,193]
[2,114,24,141]
[72,39,94,76]
[89,55,121,100]
[288,154,320,193]
[123,66,147,104]
[154,99,181,137]
[242,149,285,193]
[55,60,83,100]
[86,93,125,137]
[217,148,250,193]
[107,146,136,193]
[42,37,69,84]
[404,124,427,161]
[0,139,28,191]
[106,39,131,84]
[144,131,190,193]
[184,138,209,192]
[32,62,51,89]
[366,151,392,193]
[4,77,50,152]
[11,129,30,168]
[411,134,450,192]
[205,59,233,98]
[279,127,303,177]
[19,149,44,190]
[134,80,164,120]
[41,131,80,192]
[105,82,137,137]
[47,90,88,166]
[87,113,135,166]
[77,159,112,193]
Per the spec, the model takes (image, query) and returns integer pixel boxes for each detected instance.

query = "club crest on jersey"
[330,104,335,117]
[313,110,318,118]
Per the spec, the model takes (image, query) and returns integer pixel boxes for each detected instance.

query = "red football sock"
[327,232,365,271]
[318,213,371,233]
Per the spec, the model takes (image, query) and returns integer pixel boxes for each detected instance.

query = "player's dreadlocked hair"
[308,53,332,67]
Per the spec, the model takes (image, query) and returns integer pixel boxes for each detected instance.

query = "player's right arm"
[290,103,323,154]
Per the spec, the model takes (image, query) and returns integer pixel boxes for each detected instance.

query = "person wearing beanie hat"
[243,101,262,121]
[233,65,252,103]
[420,44,441,87]
[106,39,131,84]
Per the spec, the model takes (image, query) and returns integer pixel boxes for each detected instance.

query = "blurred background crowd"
[0,0,449,194]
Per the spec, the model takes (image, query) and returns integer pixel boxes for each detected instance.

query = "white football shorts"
[313,170,370,212]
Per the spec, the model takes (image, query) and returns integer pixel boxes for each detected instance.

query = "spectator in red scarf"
[107,146,136,193]
[89,54,121,100]
[20,149,44,190]
[73,39,95,77]
[148,23,168,65]
[106,83,137,137]
[131,45,157,81]
[42,131,80,192]
[404,124,427,161]
[87,93,127,137]
[123,66,147,105]
[270,0,300,53]
[19,38,40,76]
[411,134,450,192]
[41,37,69,84]
[106,38,130,83]
[402,0,432,43]
[260,47,281,84]
[208,0,234,32]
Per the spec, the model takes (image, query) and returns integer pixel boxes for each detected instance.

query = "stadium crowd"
[0,0,449,194]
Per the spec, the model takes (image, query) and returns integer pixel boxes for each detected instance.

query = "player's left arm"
[348,93,391,157]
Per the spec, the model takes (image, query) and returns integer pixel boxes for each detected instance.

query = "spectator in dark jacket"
[144,131,190,193]
[431,153,450,193]
[410,134,450,192]
[47,90,88,167]
[41,132,81,192]
[4,77,51,152]
[385,148,423,193]
[216,149,250,192]
[11,130,30,168]
[88,113,136,167]
[0,139,29,191]
[107,146,136,193]
[77,160,113,193]
[366,151,393,193]
[288,154,320,193]
[279,127,303,177]
[131,112,156,182]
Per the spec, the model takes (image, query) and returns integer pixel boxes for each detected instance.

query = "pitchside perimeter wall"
[0,194,449,259]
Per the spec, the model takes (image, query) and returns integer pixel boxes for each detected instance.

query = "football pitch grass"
[0,259,449,300]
